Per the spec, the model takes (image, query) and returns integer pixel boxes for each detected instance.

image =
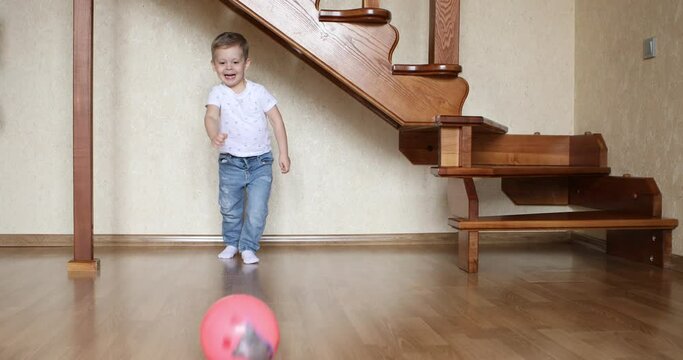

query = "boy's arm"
[204,105,227,148]
[266,105,291,174]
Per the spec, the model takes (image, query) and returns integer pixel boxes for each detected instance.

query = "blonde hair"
[211,32,249,60]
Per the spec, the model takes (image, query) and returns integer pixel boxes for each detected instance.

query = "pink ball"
[200,294,279,360]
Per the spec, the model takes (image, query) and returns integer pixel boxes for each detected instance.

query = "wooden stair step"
[318,8,391,24]
[399,118,606,168]
[392,64,462,77]
[399,116,510,165]
[402,116,607,168]
[450,211,678,231]
[436,115,509,133]
[432,165,611,177]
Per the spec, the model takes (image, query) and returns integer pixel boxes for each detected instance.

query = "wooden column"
[448,178,479,273]
[69,0,99,272]
[363,0,380,8]
[439,126,471,167]
[429,0,460,64]
[607,229,672,268]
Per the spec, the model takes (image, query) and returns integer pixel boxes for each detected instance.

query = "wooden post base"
[607,229,671,267]
[457,230,479,273]
[67,258,100,273]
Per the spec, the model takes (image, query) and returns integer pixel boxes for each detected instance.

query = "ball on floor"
[200,294,279,360]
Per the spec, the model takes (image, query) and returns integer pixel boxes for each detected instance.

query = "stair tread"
[435,115,509,133]
[432,165,611,177]
[392,64,461,77]
[400,115,508,133]
[450,210,678,230]
[319,8,391,24]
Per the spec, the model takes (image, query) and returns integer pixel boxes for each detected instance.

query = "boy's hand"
[279,155,291,174]
[211,133,228,148]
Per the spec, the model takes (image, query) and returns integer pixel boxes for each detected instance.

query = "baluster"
[429,0,460,64]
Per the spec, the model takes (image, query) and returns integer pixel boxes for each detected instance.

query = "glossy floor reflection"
[1,241,683,359]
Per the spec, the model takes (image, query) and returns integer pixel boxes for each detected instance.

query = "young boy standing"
[204,32,290,264]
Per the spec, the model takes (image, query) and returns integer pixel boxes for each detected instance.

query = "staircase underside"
[221,0,468,127]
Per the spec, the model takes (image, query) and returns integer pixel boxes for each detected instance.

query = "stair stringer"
[221,0,469,128]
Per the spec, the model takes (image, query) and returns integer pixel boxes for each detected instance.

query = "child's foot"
[218,245,238,259]
[241,250,259,264]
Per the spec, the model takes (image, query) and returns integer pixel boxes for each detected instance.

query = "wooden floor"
[2,240,683,359]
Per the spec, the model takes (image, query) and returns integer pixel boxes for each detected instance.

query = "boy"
[204,32,290,264]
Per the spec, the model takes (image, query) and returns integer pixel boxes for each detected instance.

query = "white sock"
[218,245,238,259]
[241,250,259,264]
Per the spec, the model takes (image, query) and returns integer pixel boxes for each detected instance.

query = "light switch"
[643,37,656,59]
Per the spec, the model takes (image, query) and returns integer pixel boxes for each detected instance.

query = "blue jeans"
[218,152,273,252]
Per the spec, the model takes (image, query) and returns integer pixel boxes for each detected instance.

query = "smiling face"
[212,45,251,93]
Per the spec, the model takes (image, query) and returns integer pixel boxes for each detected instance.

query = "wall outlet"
[643,37,656,59]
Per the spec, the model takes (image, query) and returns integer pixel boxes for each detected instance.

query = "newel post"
[429,0,460,64]
[69,0,99,272]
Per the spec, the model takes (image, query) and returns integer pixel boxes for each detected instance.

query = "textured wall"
[0,0,575,237]
[0,0,74,232]
[575,0,682,254]
[461,0,575,216]
[462,0,575,135]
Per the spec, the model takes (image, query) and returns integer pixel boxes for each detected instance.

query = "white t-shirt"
[206,80,277,157]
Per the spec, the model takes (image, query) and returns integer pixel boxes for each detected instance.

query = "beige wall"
[575,0,683,254]
[461,0,575,216]
[0,0,575,237]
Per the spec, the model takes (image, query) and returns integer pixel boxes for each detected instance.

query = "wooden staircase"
[400,116,677,271]
[220,0,466,127]
[221,0,678,272]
